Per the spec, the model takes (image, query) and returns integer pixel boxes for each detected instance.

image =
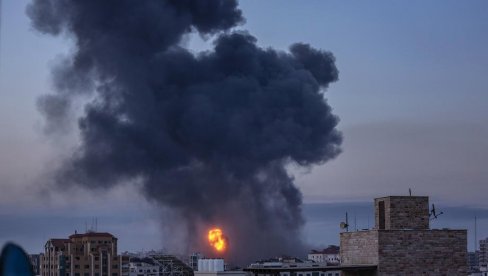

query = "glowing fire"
[208,228,227,252]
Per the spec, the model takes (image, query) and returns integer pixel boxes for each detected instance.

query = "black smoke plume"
[27,0,342,263]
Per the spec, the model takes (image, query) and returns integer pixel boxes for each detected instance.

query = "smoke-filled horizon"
[27,0,342,263]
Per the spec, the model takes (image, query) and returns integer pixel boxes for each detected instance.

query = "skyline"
[0,0,487,258]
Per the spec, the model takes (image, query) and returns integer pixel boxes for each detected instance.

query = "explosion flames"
[208,228,227,253]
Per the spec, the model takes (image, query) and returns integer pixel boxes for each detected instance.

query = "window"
[378,200,385,230]
[112,273,118,276]
[84,273,89,276]
[84,265,89,269]
[75,265,80,269]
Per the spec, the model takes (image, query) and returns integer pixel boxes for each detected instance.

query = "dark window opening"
[379,200,385,230]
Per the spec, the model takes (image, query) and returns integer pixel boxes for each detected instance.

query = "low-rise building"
[246,257,342,276]
[308,246,340,265]
[194,258,245,276]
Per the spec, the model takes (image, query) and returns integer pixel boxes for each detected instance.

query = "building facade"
[245,257,343,276]
[340,196,467,275]
[468,251,480,274]
[189,253,204,271]
[308,246,340,265]
[29,253,42,276]
[40,232,129,276]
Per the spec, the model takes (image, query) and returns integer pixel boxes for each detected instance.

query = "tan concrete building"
[340,196,467,276]
[40,232,129,276]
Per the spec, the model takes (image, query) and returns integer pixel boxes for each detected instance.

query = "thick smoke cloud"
[27,0,342,263]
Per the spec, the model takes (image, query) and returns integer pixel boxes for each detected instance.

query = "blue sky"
[0,0,487,253]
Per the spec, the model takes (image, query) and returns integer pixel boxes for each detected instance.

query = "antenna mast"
[354,213,357,231]
[475,215,478,251]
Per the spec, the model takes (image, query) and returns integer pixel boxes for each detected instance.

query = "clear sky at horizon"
[0,0,487,254]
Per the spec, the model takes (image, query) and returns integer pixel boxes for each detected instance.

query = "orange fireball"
[208,228,227,252]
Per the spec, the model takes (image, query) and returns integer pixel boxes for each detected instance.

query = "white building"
[194,259,246,276]
[247,257,341,276]
[197,259,224,272]
[129,258,160,276]
[307,246,340,265]
[129,262,160,276]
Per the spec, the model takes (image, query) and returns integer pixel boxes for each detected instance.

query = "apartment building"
[40,232,129,276]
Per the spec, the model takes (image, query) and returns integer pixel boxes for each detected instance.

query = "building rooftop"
[47,239,70,248]
[69,232,116,239]
[309,245,339,255]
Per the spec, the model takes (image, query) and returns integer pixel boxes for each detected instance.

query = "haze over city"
[0,0,487,263]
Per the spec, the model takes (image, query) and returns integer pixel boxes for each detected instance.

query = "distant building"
[124,254,194,276]
[29,254,41,276]
[480,238,488,269]
[194,258,245,276]
[245,257,342,276]
[189,253,204,271]
[308,246,340,265]
[468,251,480,274]
[128,257,160,276]
[340,196,468,275]
[197,259,224,272]
[40,231,129,276]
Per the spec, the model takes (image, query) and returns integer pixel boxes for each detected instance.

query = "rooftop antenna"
[340,212,349,232]
[429,204,444,220]
[475,215,478,251]
[354,213,357,231]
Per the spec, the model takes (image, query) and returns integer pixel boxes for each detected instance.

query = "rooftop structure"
[340,195,467,275]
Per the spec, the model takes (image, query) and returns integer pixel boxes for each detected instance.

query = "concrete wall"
[374,196,429,230]
[340,231,379,265]
[377,229,467,275]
